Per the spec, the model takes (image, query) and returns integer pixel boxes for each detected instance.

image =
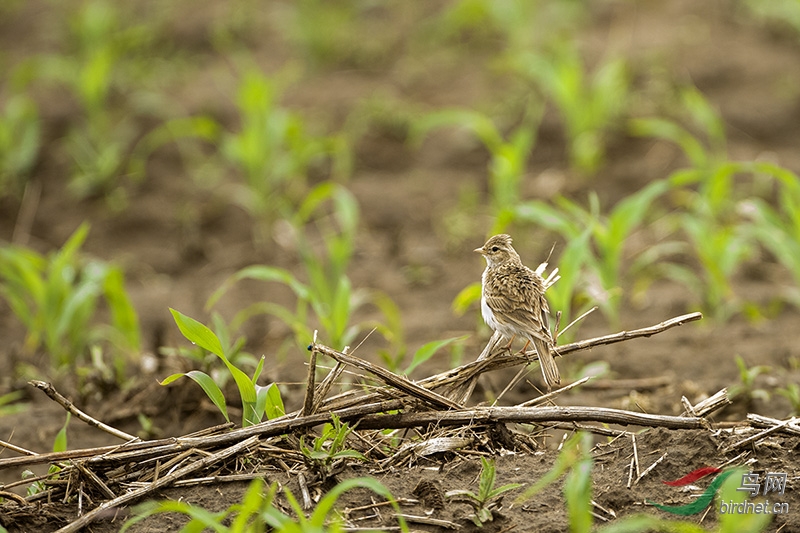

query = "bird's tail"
[533,337,560,390]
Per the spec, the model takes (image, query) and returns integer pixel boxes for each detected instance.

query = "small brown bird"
[475,234,560,390]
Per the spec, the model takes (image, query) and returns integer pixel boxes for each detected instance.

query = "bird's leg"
[516,340,531,355]
[503,335,516,353]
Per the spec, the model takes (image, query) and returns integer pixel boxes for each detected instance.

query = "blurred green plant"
[221,69,351,244]
[208,183,403,355]
[516,432,769,533]
[0,222,141,369]
[380,335,468,376]
[32,0,154,203]
[777,382,800,416]
[741,0,800,35]
[511,40,630,175]
[300,414,366,480]
[161,309,285,427]
[730,355,771,407]
[515,431,591,505]
[742,166,800,306]
[599,467,770,533]
[447,456,523,527]
[283,0,401,69]
[24,413,71,496]
[0,390,28,417]
[430,0,588,53]
[123,476,408,533]
[630,87,759,319]
[516,179,671,325]
[0,93,40,198]
[412,102,542,235]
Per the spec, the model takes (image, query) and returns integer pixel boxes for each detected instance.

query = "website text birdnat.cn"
[719,472,790,515]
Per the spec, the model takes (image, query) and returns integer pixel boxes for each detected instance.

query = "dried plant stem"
[55,436,260,533]
[748,414,800,436]
[722,416,800,453]
[29,381,137,441]
[354,406,706,431]
[310,342,462,409]
[520,377,592,407]
[302,347,318,417]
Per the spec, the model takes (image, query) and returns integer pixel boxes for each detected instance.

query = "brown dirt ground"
[1,1,800,531]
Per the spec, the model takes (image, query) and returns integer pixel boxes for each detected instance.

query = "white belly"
[481,295,497,330]
[481,293,516,339]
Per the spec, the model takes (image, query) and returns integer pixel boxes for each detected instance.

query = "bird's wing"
[484,265,552,343]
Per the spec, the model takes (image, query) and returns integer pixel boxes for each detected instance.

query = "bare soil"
[1,1,800,532]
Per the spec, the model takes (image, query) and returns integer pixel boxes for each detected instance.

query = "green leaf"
[331,449,367,461]
[452,282,482,316]
[260,382,285,420]
[103,267,140,352]
[478,457,496,502]
[230,478,268,531]
[515,432,587,504]
[53,413,71,453]
[405,335,468,375]
[488,482,523,501]
[159,370,229,423]
[206,265,309,310]
[596,515,705,533]
[308,477,407,531]
[169,308,224,358]
[629,117,710,169]
[564,450,593,533]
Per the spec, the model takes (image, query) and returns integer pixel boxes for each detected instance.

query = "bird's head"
[474,234,518,267]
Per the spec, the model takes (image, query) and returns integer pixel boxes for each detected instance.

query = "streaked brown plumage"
[474,234,560,390]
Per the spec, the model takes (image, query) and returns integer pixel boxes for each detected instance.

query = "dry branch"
[354,406,706,431]
[0,309,716,530]
[29,380,137,441]
[721,416,800,453]
[310,342,462,409]
[55,436,260,533]
[748,414,800,436]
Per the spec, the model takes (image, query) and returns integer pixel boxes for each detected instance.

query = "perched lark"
[475,234,560,390]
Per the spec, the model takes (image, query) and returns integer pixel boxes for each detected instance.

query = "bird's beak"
[473,247,484,255]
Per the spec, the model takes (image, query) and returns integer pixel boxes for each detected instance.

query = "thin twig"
[302,332,318,417]
[355,406,706,431]
[519,377,592,407]
[722,417,799,453]
[0,490,28,505]
[0,439,38,457]
[493,364,531,405]
[298,472,311,510]
[73,462,116,499]
[55,436,260,533]
[394,514,460,529]
[29,381,137,441]
[635,452,667,485]
[310,343,462,410]
[527,312,703,359]
[311,362,345,415]
[557,306,597,339]
[626,454,635,489]
[747,414,800,436]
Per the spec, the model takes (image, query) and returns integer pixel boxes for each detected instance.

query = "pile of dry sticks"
[3,311,795,532]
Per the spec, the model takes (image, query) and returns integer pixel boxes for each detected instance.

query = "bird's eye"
[491,246,499,252]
